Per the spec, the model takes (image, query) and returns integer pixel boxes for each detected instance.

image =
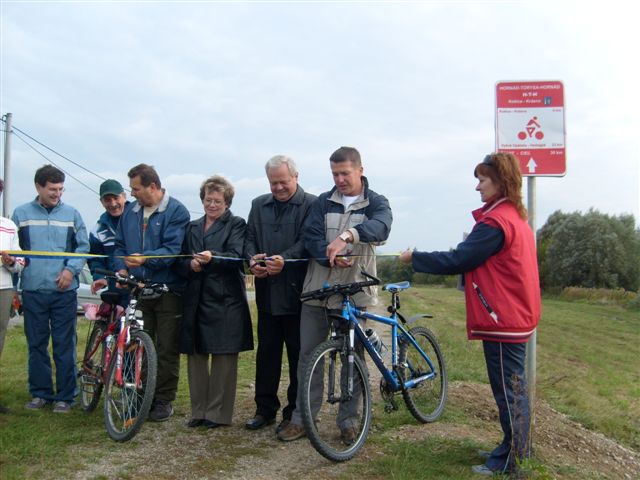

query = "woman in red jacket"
[400,152,541,476]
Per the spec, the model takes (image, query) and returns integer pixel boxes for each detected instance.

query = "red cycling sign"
[495,81,566,177]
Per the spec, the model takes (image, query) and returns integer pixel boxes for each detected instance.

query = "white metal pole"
[2,112,12,217]
[526,176,537,422]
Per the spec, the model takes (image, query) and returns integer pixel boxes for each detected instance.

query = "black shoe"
[186,418,205,428]
[0,404,9,414]
[203,419,222,429]
[245,414,275,430]
[149,400,173,422]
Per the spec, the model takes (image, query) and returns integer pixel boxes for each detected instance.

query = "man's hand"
[91,278,108,294]
[124,253,146,268]
[326,237,352,268]
[334,256,353,268]
[265,255,285,276]
[249,253,269,279]
[56,268,74,291]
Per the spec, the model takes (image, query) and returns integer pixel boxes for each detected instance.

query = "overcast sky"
[1,0,638,256]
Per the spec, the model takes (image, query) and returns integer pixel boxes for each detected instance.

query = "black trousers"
[482,340,531,473]
[254,311,301,420]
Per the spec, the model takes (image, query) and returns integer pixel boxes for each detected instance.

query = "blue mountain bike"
[299,271,448,461]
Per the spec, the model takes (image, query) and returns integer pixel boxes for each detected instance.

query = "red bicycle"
[78,270,164,441]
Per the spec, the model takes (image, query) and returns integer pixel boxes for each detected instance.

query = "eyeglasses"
[203,198,225,207]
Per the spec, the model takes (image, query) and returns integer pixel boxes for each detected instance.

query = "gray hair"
[265,155,298,177]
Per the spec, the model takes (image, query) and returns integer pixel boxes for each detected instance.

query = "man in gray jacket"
[277,146,392,443]
[245,155,316,433]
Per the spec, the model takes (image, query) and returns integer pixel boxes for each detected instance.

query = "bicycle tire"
[301,339,372,462]
[79,321,107,412]
[103,330,157,442]
[399,326,448,423]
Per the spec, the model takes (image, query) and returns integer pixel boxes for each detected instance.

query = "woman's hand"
[398,249,413,264]
[194,250,213,265]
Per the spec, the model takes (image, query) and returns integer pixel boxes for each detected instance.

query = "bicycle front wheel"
[399,326,448,423]
[79,321,107,412]
[301,339,372,462]
[104,330,157,442]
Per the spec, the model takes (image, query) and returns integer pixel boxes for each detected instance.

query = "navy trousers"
[482,340,531,473]
[22,290,78,403]
[254,311,300,420]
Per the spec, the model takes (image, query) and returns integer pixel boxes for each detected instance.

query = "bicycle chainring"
[379,378,399,413]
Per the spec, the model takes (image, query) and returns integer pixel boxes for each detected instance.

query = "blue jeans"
[482,340,531,473]
[22,290,78,403]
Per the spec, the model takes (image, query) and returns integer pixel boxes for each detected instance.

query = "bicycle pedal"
[124,417,137,429]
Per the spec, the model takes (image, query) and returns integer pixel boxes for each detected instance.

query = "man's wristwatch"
[339,231,352,243]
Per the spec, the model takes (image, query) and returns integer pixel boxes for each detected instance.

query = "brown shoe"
[340,426,358,445]
[277,422,306,442]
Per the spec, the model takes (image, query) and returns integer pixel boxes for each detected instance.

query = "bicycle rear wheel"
[399,326,447,423]
[104,330,157,442]
[301,339,371,462]
[79,321,107,412]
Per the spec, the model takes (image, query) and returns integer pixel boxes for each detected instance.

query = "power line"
[12,130,100,195]
[2,117,203,215]
[10,124,107,182]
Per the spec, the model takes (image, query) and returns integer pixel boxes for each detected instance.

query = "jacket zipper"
[472,282,498,323]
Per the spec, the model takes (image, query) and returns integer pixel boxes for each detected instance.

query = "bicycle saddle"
[383,281,411,292]
[100,291,122,305]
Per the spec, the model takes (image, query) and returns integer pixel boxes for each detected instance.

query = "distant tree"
[376,257,458,287]
[537,209,640,291]
[376,258,413,283]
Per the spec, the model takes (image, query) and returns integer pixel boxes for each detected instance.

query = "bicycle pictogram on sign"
[518,116,544,140]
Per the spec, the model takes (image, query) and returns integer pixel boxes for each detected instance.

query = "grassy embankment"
[0,286,637,479]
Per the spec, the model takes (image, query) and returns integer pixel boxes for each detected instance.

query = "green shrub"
[558,286,638,307]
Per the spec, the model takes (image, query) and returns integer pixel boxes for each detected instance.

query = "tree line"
[377,209,640,293]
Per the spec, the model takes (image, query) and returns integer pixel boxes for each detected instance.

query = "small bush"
[558,286,638,308]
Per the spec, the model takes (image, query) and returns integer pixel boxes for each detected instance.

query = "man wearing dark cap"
[87,179,129,303]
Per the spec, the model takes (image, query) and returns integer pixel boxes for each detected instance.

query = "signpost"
[495,80,566,444]
[496,81,566,176]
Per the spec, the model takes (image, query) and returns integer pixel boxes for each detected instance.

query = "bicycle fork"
[327,329,357,404]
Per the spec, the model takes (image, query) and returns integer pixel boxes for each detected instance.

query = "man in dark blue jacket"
[277,146,392,443]
[114,164,189,422]
[87,179,130,305]
[244,155,316,433]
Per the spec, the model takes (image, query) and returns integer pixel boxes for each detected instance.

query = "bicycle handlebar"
[94,268,142,288]
[93,268,168,296]
[300,270,381,302]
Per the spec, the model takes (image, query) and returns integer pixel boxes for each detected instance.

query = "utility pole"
[2,112,12,217]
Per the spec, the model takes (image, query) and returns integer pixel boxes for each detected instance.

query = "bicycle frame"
[82,271,165,390]
[336,298,439,394]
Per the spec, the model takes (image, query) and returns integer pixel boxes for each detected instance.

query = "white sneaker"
[24,397,48,410]
[53,401,71,413]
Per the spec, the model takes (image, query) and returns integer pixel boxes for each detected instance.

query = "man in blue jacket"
[87,179,130,305]
[114,164,189,422]
[12,165,89,413]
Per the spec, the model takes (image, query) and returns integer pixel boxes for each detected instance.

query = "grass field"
[0,286,638,479]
